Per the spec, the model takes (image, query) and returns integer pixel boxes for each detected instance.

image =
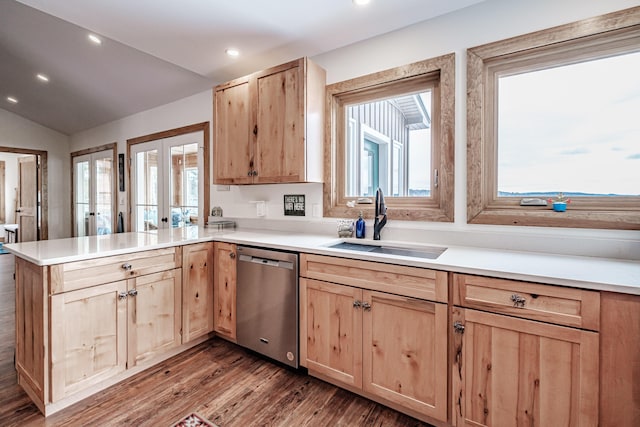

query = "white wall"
[69,0,640,259]
[0,108,70,239]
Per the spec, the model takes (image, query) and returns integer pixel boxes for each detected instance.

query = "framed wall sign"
[284,194,305,216]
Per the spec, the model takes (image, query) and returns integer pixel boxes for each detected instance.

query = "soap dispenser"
[355,211,366,238]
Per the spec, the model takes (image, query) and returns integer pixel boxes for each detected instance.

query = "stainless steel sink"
[328,241,446,260]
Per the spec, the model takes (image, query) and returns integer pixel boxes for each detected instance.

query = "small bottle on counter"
[355,211,365,238]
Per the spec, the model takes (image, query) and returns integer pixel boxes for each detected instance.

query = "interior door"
[17,155,38,242]
[73,151,115,237]
[131,131,203,232]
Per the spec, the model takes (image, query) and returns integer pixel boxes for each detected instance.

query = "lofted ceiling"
[0,0,483,135]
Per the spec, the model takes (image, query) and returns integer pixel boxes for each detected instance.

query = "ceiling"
[1,0,483,135]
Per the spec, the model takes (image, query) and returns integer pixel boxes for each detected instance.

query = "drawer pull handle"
[511,294,526,308]
[128,289,138,297]
[122,263,132,271]
[362,302,372,311]
[353,300,361,309]
[118,292,128,300]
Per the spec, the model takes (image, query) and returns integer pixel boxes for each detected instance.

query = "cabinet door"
[127,269,182,367]
[304,278,363,388]
[362,290,448,422]
[254,60,305,183]
[182,242,214,342]
[214,79,252,184]
[452,308,599,427]
[50,281,127,402]
[213,242,237,340]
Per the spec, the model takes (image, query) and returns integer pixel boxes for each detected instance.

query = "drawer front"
[453,273,600,330]
[50,247,182,294]
[300,253,447,303]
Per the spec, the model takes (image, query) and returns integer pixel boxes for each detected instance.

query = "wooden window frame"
[467,7,640,230]
[324,54,455,222]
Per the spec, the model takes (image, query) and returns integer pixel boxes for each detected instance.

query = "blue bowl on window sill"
[552,202,567,212]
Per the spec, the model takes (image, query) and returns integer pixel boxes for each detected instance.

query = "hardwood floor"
[0,253,431,427]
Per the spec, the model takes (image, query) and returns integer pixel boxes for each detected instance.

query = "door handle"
[15,209,21,213]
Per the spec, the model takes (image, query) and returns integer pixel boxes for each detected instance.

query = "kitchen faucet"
[373,188,387,240]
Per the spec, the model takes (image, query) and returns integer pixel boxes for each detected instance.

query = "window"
[325,54,455,222]
[467,7,640,229]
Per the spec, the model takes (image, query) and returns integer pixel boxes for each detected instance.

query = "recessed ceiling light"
[353,0,371,5]
[225,48,240,57]
[36,73,49,82]
[88,34,102,45]
[7,96,18,104]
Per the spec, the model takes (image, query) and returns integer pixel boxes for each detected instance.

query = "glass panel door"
[95,156,113,234]
[131,131,203,232]
[73,150,114,237]
[74,157,90,237]
[133,146,160,231]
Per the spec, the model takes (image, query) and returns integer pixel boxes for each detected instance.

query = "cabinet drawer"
[453,273,600,330]
[300,253,447,303]
[50,247,182,294]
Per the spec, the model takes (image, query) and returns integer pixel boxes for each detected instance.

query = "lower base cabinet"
[213,242,237,341]
[50,269,182,401]
[451,307,599,427]
[303,278,448,423]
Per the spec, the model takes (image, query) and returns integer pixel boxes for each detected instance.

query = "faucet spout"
[373,188,387,240]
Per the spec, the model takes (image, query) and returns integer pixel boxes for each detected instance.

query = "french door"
[130,132,203,232]
[73,150,115,236]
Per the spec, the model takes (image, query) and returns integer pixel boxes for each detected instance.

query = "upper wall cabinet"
[214,57,326,184]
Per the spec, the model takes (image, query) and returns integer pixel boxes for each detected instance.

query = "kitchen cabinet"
[300,254,448,424]
[182,242,214,342]
[126,269,182,367]
[599,292,640,427]
[213,241,237,341]
[214,57,325,184]
[49,266,182,402]
[14,246,191,415]
[451,274,600,427]
[50,280,127,402]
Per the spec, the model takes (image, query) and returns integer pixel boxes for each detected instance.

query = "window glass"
[345,92,432,198]
[497,51,640,198]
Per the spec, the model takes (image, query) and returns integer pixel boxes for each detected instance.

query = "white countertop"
[5,227,640,295]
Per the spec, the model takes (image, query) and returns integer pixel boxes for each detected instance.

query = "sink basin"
[328,241,446,260]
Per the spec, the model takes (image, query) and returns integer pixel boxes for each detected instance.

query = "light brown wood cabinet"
[214,57,325,184]
[14,245,206,415]
[50,280,128,402]
[213,241,237,340]
[182,242,214,342]
[300,254,448,424]
[451,274,600,427]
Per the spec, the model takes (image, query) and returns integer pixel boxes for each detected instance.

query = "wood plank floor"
[0,253,432,427]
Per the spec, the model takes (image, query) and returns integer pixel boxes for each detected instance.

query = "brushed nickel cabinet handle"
[362,302,371,311]
[121,263,132,271]
[128,289,138,297]
[453,321,465,334]
[353,300,362,309]
[511,294,526,308]
[118,292,128,300]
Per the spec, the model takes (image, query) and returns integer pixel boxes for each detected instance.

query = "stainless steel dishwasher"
[236,246,299,368]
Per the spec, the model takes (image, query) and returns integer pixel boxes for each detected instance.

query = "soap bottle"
[355,211,365,238]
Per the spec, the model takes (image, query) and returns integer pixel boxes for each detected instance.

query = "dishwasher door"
[236,246,299,368]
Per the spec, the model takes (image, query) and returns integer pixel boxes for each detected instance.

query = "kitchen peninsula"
[7,227,640,425]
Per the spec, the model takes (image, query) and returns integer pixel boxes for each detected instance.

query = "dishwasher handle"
[238,254,295,270]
